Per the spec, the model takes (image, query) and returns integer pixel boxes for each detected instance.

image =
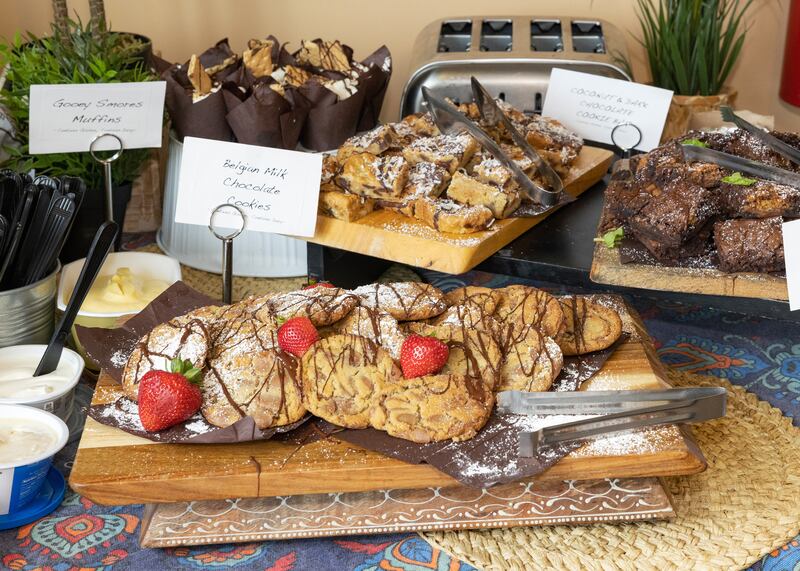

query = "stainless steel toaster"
[400,16,632,117]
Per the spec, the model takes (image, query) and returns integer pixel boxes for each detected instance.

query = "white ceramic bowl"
[0,404,68,515]
[0,345,84,423]
[58,251,182,321]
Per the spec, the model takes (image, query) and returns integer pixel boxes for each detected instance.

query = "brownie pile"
[600,129,800,273]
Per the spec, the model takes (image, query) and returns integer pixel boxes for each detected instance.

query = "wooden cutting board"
[69,303,706,506]
[299,146,614,274]
[590,242,789,301]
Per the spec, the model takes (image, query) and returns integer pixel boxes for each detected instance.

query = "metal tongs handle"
[681,145,800,188]
[421,86,560,207]
[507,387,727,457]
[471,77,565,195]
[720,106,800,166]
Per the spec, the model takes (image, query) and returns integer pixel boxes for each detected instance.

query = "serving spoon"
[34,221,118,376]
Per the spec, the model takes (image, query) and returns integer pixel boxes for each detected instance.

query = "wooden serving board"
[301,146,614,274]
[139,477,675,546]
[69,303,705,506]
[590,242,789,301]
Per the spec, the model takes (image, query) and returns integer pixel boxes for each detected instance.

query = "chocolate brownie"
[633,223,714,263]
[714,217,785,273]
[628,179,718,247]
[720,180,800,218]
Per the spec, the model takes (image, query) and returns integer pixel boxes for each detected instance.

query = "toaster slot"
[530,19,563,52]
[571,20,606,53]
[438,19,472,52]
[480,19,513,52]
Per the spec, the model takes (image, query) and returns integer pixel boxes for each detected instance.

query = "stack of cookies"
[122,282,622,443]
[318,99,583,234]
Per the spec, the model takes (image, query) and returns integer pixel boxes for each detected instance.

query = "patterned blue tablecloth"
[1,268,797,571]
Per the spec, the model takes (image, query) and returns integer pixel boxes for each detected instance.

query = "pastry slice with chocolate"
[377,162,451,215]
[402,133,479,174]
[336,153,410,199]
[412,197,495,234]
[318,190,375,221]
[446,171,522,219]
[714,217,786,273]
[400,112,440,137]
[336,125,403,163]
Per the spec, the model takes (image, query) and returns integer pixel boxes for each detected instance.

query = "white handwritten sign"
[28,82,166,154]
[542,69,673,152]
[782,219,800,311]
[174,137,322,237]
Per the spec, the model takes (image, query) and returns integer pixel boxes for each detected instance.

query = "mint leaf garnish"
[594,227,624,249]
[722,172,757,186]
[682,138,708,147]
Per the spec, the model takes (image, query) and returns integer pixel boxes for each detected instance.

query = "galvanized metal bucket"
[0,265,59,348]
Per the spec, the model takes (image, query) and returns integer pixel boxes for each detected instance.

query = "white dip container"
[0,345,84,423]
[0,404,68,515]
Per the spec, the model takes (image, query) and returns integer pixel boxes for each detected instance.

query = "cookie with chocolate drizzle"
[202,339,305,430]
[122,305,222,401]
[301,334,401,429]
[556,296,623,356]
[334,306,406,360]
[370,373,494,443]
[443,286,500,315]
[404,322,502,391]
[494,285,566,344]
[497,328,563,392]
[259,287,358,327]
[352,282,447,321]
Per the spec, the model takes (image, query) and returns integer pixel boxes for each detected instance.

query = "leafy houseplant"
[636,0,754,140]
[0,18,157,258]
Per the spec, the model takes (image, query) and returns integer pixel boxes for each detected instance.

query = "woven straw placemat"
[422,371,800,571]
[136,243,421,302]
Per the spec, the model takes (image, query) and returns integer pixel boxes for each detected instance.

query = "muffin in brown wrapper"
[226,84,311,149]
[163,65,234,142]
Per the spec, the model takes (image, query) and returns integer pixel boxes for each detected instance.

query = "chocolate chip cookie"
[352,282,447,321]
[301,334,400,428]
[556,296,623,356]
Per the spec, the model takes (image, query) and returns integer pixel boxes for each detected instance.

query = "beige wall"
[2,0,798,129]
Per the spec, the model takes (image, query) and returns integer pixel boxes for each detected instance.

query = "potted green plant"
[636,0,754,141]
[0,16,158,260]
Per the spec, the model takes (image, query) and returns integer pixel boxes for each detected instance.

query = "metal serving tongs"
[496,387,727,457]
[681,145,800,187]
[719,105,800,166]
[470,77,565,199]
[422,85,561,207]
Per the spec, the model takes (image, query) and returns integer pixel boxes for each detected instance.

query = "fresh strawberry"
[399,334,450,378]
[277,316,319,356]
[138,358,203,432]
[303,280,335,290]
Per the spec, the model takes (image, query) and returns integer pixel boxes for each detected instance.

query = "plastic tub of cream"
[0,404,68,515]
[0,345,84,424]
